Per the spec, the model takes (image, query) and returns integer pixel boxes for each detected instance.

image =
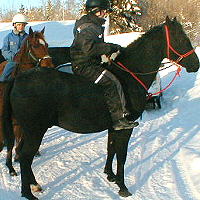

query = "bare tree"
[138,0,200,43]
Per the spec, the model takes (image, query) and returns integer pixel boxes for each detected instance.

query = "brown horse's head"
[14,27,54,72]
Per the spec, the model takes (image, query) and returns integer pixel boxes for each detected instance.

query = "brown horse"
[0,26,54,175]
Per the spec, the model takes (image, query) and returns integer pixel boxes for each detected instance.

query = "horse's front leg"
[114,129,132,197]
[104,129,116,182]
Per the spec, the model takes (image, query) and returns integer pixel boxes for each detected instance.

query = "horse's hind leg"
[14,125,41,162]
[0,141,3,152]
[152,97,156,109]
[0,87,4,152]
[114,129,132,197]
[19,131,45,200]
[14,124,22,162]
[5,137,17,176]
[156,96,161,109]
[0,123,3,152]
[104,129,116,182]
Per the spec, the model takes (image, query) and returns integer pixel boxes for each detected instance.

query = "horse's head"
[164,16,199,72]
[14,27,54,68]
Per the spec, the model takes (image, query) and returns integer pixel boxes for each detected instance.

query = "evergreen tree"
[19,4,26,14]
[45,0,54,21]
[110,0,142,34]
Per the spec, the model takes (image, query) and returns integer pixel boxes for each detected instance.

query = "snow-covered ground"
[0,21,200,200]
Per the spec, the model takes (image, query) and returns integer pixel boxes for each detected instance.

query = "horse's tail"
[2,79,15,152]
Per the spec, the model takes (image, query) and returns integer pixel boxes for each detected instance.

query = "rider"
[70,0,139,130]
[0,13,28,82]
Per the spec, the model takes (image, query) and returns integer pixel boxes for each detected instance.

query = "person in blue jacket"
[0,13,28,81]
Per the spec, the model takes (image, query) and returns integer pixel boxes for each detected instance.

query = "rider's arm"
[80,27,121,57]
[2,34,16,61]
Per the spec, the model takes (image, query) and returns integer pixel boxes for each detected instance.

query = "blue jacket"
[1,30,28,61]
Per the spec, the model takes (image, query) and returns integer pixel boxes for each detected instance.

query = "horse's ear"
[165,16,171,25]
[29,27,34,36]
[41,27,45,35]
[173,17,177,23]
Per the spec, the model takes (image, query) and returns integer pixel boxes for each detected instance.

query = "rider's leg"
[0,62,16,81]
[72,65,138,130]
[95,70,139,130]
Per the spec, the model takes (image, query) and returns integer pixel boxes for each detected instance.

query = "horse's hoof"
[118,189,132,197]
[104,168,108,174]
[107,175,116,182]
[31,184,43,192]
[10,171,17,176]
[104,168,116,182]
[22,193,39,200]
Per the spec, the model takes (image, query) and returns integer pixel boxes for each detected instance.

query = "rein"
[28,50,52,67]
[111,24,195,98]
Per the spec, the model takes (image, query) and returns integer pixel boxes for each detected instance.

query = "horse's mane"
[119,19,184,59]
[127,24,163,50]
[114,23,164,63]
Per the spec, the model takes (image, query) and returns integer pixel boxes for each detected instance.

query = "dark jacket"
[70,13,120,68]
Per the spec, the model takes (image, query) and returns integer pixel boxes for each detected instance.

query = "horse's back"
[48,47,71,66]
[11,68,111,133]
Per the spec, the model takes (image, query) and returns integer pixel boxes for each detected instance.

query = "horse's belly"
[58,106,112,133]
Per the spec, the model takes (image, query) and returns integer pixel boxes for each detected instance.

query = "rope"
[115,60,181,99]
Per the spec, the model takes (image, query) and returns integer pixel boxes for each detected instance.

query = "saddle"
[56,62,73,74]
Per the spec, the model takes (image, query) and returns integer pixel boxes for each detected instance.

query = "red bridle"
[113,25,195,97]
[165,25,195,64]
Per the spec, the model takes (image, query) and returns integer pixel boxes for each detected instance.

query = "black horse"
[2,17,199,200]
[48,47,71,66]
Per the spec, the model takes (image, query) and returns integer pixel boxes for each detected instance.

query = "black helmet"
[86,0,112,12]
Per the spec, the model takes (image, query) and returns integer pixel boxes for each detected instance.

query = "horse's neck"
[117,28,165,89]
[16,50,35,69]
[15,54,35,75]
[11,63,33,78]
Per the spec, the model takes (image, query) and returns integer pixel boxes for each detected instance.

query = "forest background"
[0,0,200,44]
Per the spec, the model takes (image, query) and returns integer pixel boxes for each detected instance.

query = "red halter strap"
[165,25,195,63]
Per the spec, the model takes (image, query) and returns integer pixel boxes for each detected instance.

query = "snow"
[0,21,200,200]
